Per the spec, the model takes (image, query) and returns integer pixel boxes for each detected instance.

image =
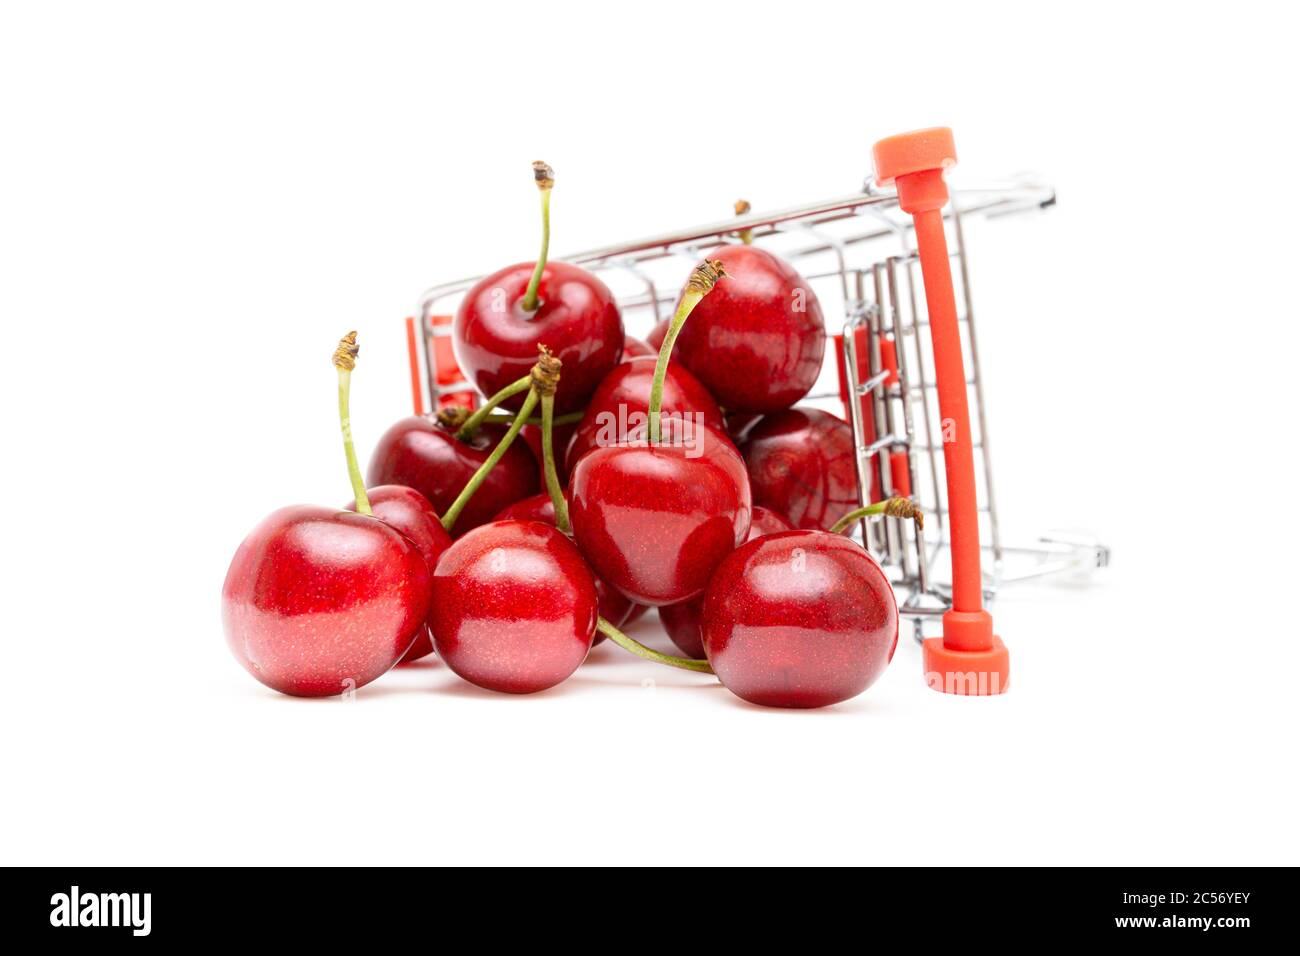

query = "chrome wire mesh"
[409,176,1106,631]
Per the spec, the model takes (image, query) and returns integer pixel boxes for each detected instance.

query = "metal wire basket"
[406,174,1108,642]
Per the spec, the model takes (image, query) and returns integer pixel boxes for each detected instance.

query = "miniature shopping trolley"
[403,128,1108,696]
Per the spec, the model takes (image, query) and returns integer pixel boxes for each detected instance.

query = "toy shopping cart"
[404,128,1108,695]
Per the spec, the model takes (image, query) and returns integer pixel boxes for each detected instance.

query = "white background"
[3,1,1297,865]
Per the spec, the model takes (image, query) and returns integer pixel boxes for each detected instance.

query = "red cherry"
[222,506,431,697]
[430,520,598,693]
[739,407,858,531]
[622,335,656,360]
[223,332,434,697]
[569,417,751,606]
[660,505,794,659]
[701,530,898,708]
[672,245,826,413]
[492,493,634,633]
[454,261,623,414]
[564,355,725,472]
[367,416,538,537]
[346,485,452,663]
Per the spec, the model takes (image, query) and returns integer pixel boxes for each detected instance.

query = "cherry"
[224,506,430,696]
[222,333,432,697]
[453,163,623,414]
[701,530,898,708]
[622,335,656,360]
[430,519,598,694]
[569,260,751,607]
[659,505,793,659]
[456,262,622,414]
[563,355,725,472]
[672,244,825,413]
[739,407,858,531]
[570,416,750,606]
[493,493,635,632]
[346,484,451,663]
[367,414,538,537]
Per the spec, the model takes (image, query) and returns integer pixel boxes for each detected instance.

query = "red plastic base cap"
[922,635,1010,696]
[872,127,957,187]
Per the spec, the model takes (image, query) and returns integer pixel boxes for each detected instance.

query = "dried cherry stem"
[441,390,537,532]
[647,258,728,443]
[520,161,554,313]
[596,617,714,674]
[734,198,753,245]
[332,331,371,516]
[451,375,532,441]
[828,497,924,536]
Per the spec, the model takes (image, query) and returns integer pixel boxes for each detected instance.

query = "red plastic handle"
[873,128,1009,695]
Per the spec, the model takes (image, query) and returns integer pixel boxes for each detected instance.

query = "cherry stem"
[735,198,753,245]
[647,259,728,443]
[828,497,924,536]
[521,161,554,313]
[481,409,583,427]
[596,617,714,674]
[441,388,538,532]
[332,331,371,516]
[454,375,532,441]
[540,392,571,533]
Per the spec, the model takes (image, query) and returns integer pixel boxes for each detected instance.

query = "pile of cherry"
[222,163,921,709]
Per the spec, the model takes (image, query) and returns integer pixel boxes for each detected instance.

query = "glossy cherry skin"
[702,530,898,708]
[569,418,752,606]
[367,415,538,537]
[622,335,656,360]
[660,506,794,658]
[346,485,452,663]
[454,261,623,414]
[564,356,725,473]
[672,245,826,413]
[222,506,431,697]
[739,407,858,531]
[430,520,598,694]
[492,494,634,634]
